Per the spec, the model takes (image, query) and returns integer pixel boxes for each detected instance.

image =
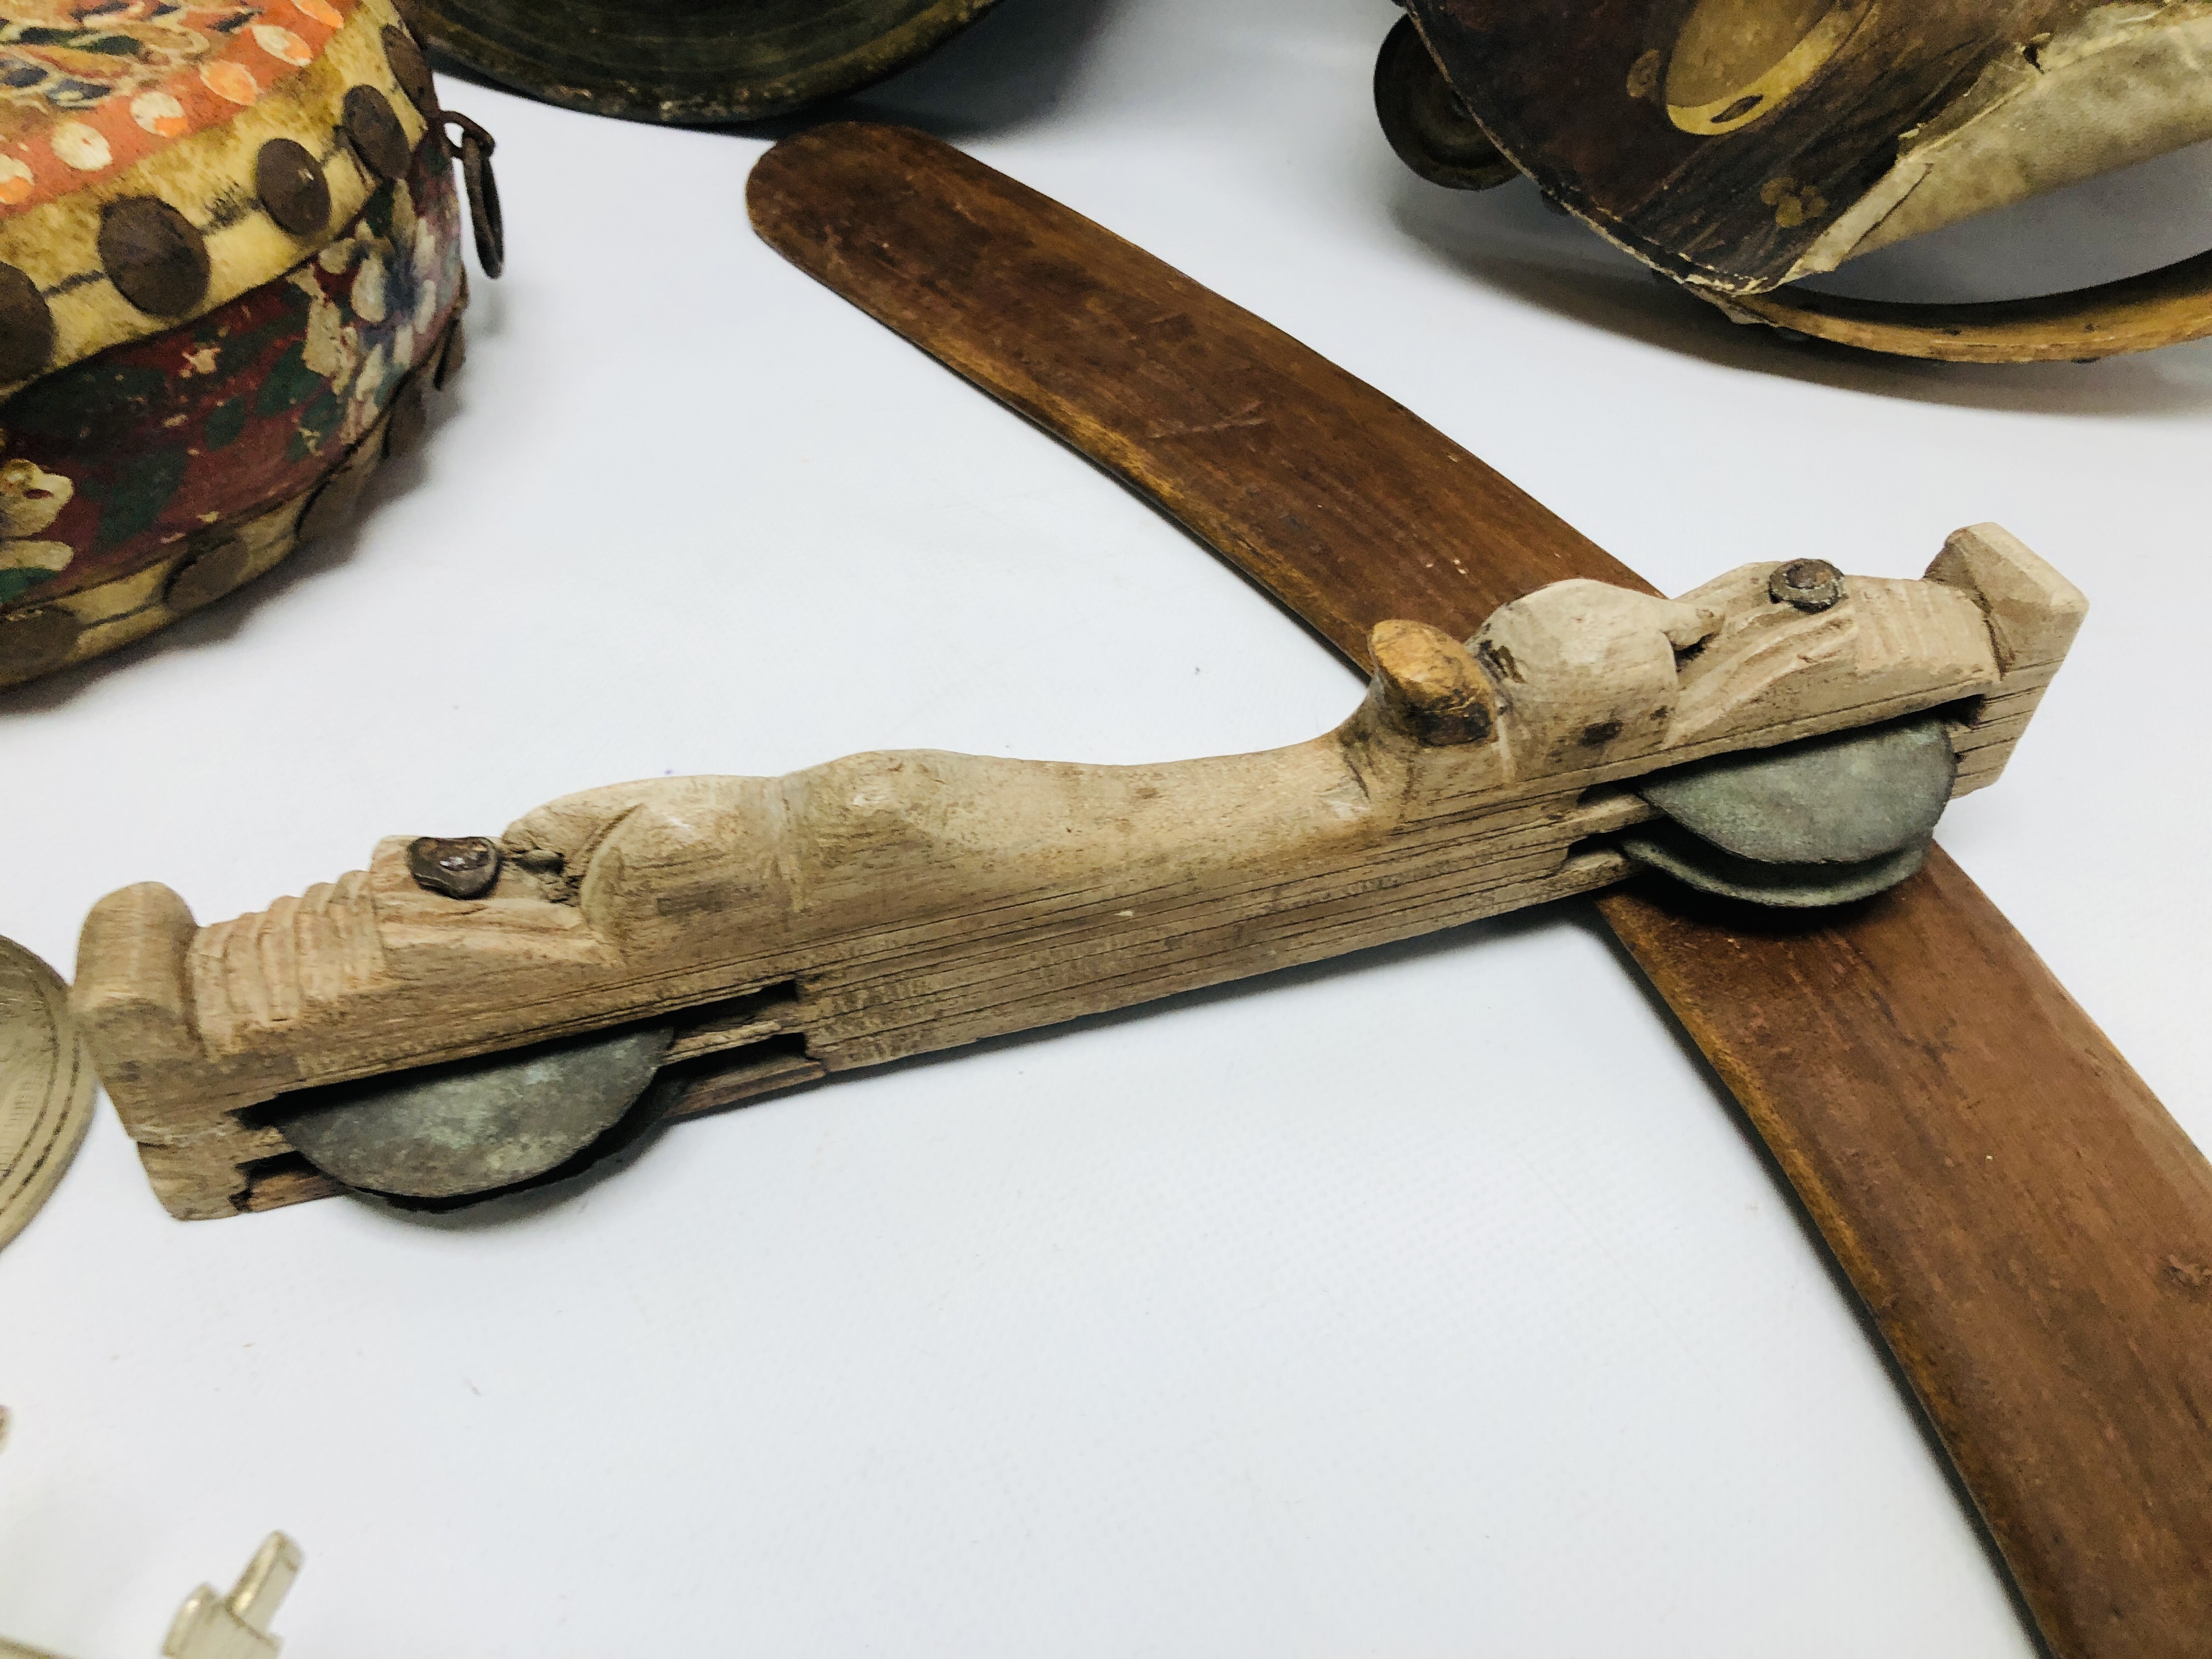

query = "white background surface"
[3,2,2209,1654]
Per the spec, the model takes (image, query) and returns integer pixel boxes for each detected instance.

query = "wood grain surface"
[748,121,2212,1659]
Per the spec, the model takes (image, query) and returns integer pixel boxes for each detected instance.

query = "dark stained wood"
[1607,862,2212,1659]
[398,0,1004,127]
[752,125,1625,669]
[749,121,2212,1659]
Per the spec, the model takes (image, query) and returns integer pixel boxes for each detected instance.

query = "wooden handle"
[746,121,2212,1659]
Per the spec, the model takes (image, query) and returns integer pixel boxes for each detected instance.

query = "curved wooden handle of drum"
[1717,249,2212,362]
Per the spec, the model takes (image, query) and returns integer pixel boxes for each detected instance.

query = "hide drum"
[0,0,470,691]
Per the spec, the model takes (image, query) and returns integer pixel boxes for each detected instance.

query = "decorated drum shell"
[1406,0,2212,295]
[397,0,1005,126]
[0,0,468,692]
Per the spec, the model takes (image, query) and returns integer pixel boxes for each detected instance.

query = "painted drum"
[0,0,496,693]
[395,0,1004,125]
[1386,1,2212,360]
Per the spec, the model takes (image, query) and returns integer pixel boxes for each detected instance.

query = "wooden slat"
[748,121,2212,1659]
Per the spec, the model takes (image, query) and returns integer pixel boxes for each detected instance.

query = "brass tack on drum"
[342,84,410,181]
[0,606,80,682]
[382,374,428,460]
[255,138,331,238]
[296,445,378,544]
[0,262,52,384]
[99,197,210,318]
[164,535,253,614]
[383,25,437,118]
[433,317,465,389]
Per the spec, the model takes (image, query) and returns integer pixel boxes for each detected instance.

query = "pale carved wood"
[72,533,2081,1221]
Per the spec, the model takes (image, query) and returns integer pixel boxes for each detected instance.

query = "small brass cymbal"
[0,938,95,1253]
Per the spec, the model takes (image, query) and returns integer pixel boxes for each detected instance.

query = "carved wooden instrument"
[1378,2,2212,360]
[76,535,2066,1207]
[743,125,2212,1659]
[64,120,2211,1657]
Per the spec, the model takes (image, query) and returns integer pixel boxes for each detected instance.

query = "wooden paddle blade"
[749,122,2212,1659]
[749,123,1628,661]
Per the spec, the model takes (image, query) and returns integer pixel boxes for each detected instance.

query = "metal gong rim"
[404,0,1006,125]
[1618,821,1932,909]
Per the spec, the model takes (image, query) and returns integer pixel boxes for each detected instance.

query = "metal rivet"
[382,373,427,460]
[165,535,252,614]
[1768,557,1846,612]
[98,197,210,318]
[0,263,52,383]
[342,83,409,181]
[432,317,465,389]
[408,836,502,900]
[382,25,437,117]
[255,137,330,237]
[295,443,379,544]
[0,606,81,682]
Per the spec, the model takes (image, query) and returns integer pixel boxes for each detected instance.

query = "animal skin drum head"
[0,0,495,694]
[1390,0,2212,360]
[396,0,1006,125]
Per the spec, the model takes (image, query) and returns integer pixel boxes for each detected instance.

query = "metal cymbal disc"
[1617,820,1932,908]
[1625,714,1959,907]
[271,1023,673,1201]
[0,938,95,1252]
[1638,715,1957,866]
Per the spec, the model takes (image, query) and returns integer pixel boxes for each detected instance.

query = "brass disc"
[0,939,95,1252]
